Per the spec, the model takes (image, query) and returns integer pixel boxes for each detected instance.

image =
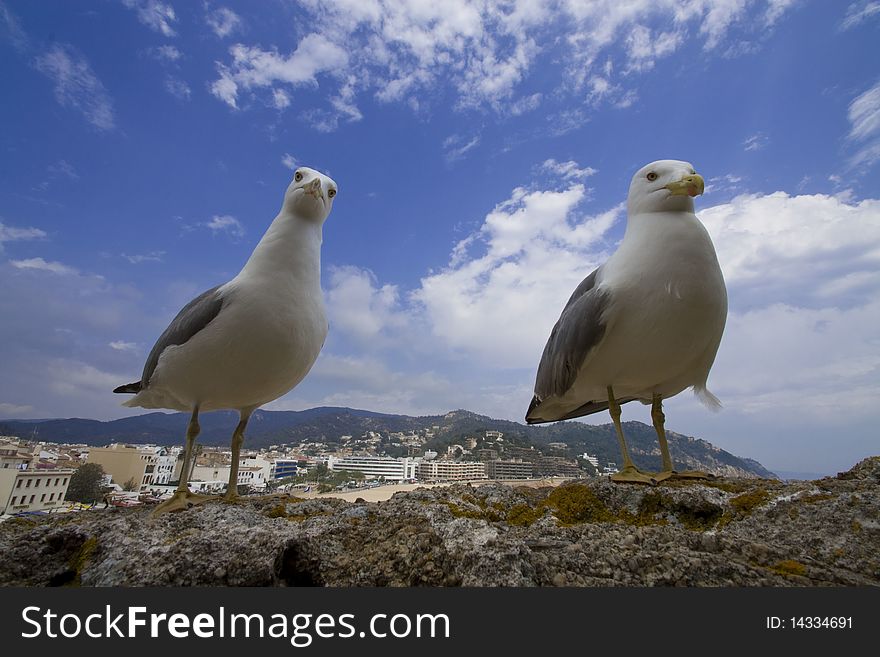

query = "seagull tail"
[694,385,722,412]
[113,381,142,395]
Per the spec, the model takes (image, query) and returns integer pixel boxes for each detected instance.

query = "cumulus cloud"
[325,266,409,346]
[208,1,800,127]
[699,192,880,309]
[34,44,115,130]
[210,35,349,111]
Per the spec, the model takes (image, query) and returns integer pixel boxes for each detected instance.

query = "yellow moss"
[66,537,98,587]
[800,493,833,504]
[506,504,544,526]
[730,489,771,515]
[631,492,720,530]
[546,484,614,525]
[264,504,289,519]
[771,560,807,578]
[851,520,862,533]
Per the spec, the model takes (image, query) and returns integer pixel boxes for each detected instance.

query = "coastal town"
[0,427,610,517]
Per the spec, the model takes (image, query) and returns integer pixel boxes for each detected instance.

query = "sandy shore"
[292,477,571,503]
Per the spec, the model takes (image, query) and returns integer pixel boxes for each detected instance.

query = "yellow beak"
[665,173,705,198]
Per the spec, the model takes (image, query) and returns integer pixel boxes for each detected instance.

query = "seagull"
[114,166,337,512]
[525,160,727,484]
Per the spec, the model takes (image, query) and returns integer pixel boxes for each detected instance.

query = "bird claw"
[151,490,215,516]
[610,465,658,485]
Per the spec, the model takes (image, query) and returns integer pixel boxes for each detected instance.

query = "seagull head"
[283,166,338,222]
[627,160,705,216]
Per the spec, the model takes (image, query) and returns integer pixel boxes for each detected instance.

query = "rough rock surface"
[1,458,878,587]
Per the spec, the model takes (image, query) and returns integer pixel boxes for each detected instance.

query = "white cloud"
[9,257,78,276]
[147,45,181,62]
[699,192,880,308]
[164,76,192,100]
[208,1,801,127]
[325,266,409,346]
[206,6,242,38]
[0,402,34,417]
[122,251,165,264]
[840,1,880,30]
[0,1,29,53]
[109,340,138,352]
[267,354,457,418]
[210,35,349,110]
[743,132,767,151]
[121,0,177,37]
[272,88,290,110]
[34,44,115,130]
[847,80,880,169]
[541,159,598,182]
[203,214,245,239]
[442,134,480,162]
[412,182,619,368]
[48,159,79,180]
[281,153,297,170]
[0,221,46,250]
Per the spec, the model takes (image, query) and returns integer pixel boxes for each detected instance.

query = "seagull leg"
[651,395,713,482]
[223,409,252,503]
[608,386,656,485]
[152,406,214,515]
[652,395,674,482]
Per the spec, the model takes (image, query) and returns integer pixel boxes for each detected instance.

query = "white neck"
[236,211,323,290]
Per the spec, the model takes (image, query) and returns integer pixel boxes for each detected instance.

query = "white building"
[582,453,600,469]
[1,468,75,515]
[417,460,487,482]
[327,455,417,481]
[152,447,179,485]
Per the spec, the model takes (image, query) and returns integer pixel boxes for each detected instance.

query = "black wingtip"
[113,381,142,394]
[525,396,549,425]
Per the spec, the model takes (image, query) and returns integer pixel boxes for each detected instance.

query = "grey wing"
[528,268,611,412]
[139,284,225,388]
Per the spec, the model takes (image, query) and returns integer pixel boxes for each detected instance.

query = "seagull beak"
[307,178,323,200]
[665,173,705,198]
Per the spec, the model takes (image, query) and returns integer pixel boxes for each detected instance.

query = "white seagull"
[526,160,727,484]
[115,166,337,511]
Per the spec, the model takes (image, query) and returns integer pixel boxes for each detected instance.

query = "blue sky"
[1,0,878,474]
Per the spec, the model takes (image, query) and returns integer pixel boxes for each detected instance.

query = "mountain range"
[0,406,775,478]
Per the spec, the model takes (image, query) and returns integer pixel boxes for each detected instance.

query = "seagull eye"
[328,189,336,198]
[294,171,303,182]
[646,172,658,181]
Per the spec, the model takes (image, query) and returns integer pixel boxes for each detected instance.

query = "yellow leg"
[224,409,252,502]
[608,386,656,485]
[651,394,712,482]
[152,407,214,515]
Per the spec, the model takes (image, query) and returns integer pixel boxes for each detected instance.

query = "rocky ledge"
[1,457,878,587]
